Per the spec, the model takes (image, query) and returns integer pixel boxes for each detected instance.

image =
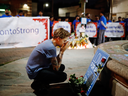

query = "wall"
[59,6,81,17]
[0,0,32,16]
[86,9,101,20]
[59,6,101,20]
[112,0,128,20]
[32,2,37,16]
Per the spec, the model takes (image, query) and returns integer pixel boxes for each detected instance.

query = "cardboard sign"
[84,48,110,96]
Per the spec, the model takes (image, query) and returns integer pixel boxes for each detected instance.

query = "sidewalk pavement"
[0,48,94,96]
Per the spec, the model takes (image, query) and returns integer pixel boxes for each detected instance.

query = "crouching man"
[26,28,70,95]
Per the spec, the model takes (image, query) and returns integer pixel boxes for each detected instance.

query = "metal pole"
[111,0,113,21]
[84,2,86,17]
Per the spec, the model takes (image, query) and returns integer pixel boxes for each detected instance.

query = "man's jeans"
[98,30,106,45]
[31,64,67,90]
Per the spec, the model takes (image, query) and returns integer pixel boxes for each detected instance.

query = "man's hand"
[60,41,70,52]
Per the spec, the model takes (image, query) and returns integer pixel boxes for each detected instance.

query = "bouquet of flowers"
[69,74,87,96]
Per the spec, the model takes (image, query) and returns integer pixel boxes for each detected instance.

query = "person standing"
[16,10,24,17]
[94,15,100,45]
[37,10,43,17]
[86,13,92,23]
[0,9,12,18]
[57,17,61,21]
[106,16,112,23]
[123,18,128,40]
[26,28,70,95]
[50,16,54,39]
[116,16,124,23]
[106,16,112,41]
[98,12,107,45]
[65,17,69,22]
[72,15,80,33]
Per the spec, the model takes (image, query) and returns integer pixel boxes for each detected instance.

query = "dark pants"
[31,64,67,90]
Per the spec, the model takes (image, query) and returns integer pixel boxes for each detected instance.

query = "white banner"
[52,21,71,36]
[76,22,97,37]
[105,22,125,37]
[0,17,49,49]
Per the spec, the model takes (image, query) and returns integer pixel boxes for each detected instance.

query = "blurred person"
[106,16,112,42]
[72,15,80,34]
[123,18,128,40]
[122,18,125,21]
[98,12,107,45]
[50,16,54,39]
[86,13,92,23]
[113,19,115,22]
[37,11,43,17]
[94,15,100,45]
[72,15,80,33]
[86,13,94,44]
[116,16,124,23]
[57,17,61,21]
[115,16,124,40]
[26,28,70,95]
[106,16,112,22]
[1,9,12,18]
[65,17,69,22]
[16,10,24,17]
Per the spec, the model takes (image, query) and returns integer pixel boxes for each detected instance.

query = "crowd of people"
[1,9,128,45]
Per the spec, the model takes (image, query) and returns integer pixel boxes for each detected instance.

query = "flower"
[69,74,86,95]
[81,90,86,94]
[101,58,106,63]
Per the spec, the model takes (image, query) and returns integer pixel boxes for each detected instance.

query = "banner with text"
[105,22,125,37]
[52,21,72,36]
[76,22,97,37]
[0,17,49,49]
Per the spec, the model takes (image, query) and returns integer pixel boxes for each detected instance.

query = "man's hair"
[95,15,99,17]
[118,16,121,19]
[75,15,79,18]
[86,13,90,16]
[53,28,70,39]
[39,10,43,13]
[100,12,105,15]
[18,10,23,13]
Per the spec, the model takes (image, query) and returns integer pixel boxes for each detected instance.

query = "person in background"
[26,28,70,95]
[123,18,128,40]
[86,13,92,23]
[16,10,24,17]
[106,16,112,41]
[115,16,124,40]
[106,16,112,22]
[93,15,100,45]
[72,15,80,33]
[1,9,12,18]
[86,13,94,45]
[116,16,124,23]
[37,10,43,17]
[65,17,69,22]
[98,12,107,45]
[113,19,115,22]
[57,17,61,21]
[50,16,54,39]
[122,18,125,21]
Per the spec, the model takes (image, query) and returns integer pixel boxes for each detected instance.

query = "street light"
[45,3,49,7]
